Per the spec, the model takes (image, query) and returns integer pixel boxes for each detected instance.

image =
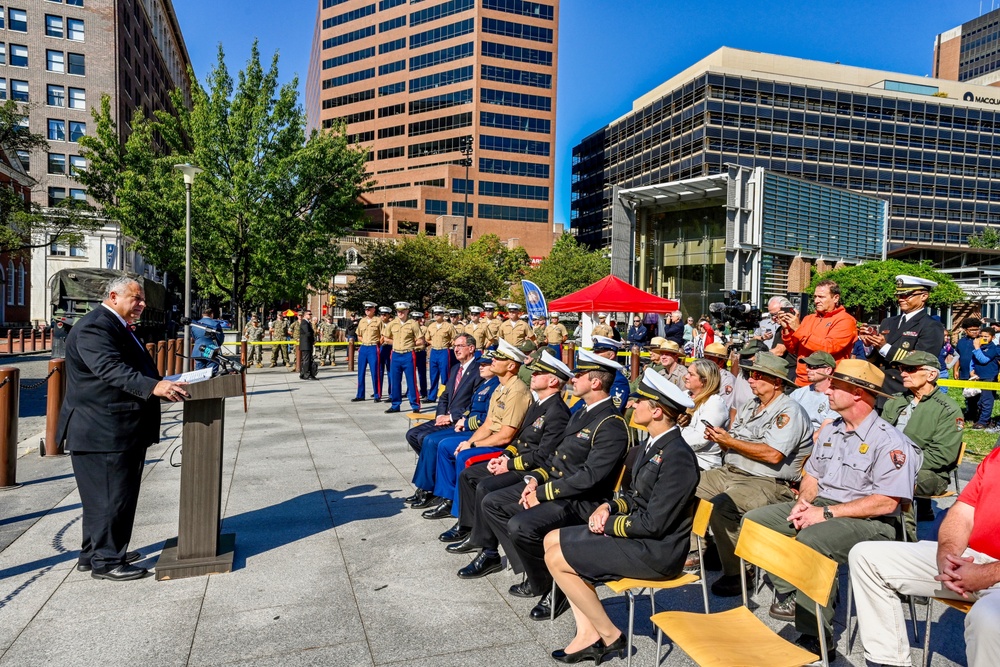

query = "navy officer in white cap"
[859,274,944,395]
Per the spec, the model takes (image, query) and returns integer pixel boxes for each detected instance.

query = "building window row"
[409,87,472,115]
[334,109,375,125]
[408,111,472,136]
[452,178,473,194]
[482,0,554,20]
[479,180,549,201]
[409,64,472,94]
[480,111,550,134]
[479,156,549,179]
[44,14,84,40]
[347,130,375,144]
[47,152,85,175]
[379,15,406,32]
[322,25,375,50]
[379,59,406,76]
[321,88,375,109]
[410,0,474,28]
[379,102,406,117]
[379,0,406,9]
[480,64,551,89]
[322,67,375,89]
[415,178,445,187]
[48,118,85,141]
[379,37,406,54]
[322,3,374,30]
[451,201,471,216]
[387,199,418,208]
[409,134,464,158]
[480,134,549,156]
[410,41,473,72]
[478,203,548,222]
[322,45,375,71]
[378,124,405,138]
[410,17,473,50]
[425,199,448,215]
[322,0,350,8]
[379,81,406,96]
[46,49,86,75]
[48,186,86,206]
[481,17,553,43]
[481,87,551,111]
[377,145,404,159]
[481,40,552,66]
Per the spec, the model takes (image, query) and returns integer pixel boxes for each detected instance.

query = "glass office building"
[934,6,1000,85]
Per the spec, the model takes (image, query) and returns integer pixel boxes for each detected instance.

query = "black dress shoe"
[794,633,836,664]
[530,588,570,620]
[384,407,400,413]
[457,552,503,578]
[551,638,602,664]
[91,564,148,581]
[77,551,142,573]
[446,537,478,554]
[509,579,535,598]
[422,501,453,520]
[350,397,365,402]
[438,522,470,542]
[405,489,429,504]
[409,493,438,510]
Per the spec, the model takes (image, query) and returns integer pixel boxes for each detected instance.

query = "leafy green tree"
[77,42,371,324]
[808,259,966,313]
[343,235,459,312]
[967,228,1000,249]
[514,233,610,302]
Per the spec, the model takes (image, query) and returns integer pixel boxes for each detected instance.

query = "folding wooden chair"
[921,597,974,667]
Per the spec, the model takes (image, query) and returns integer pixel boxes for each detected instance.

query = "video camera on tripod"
[708,291,761,351]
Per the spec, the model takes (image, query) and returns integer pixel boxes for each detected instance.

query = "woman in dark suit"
[542,368,700,663]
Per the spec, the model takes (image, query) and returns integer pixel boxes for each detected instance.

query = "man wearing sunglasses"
[859,274,945,395]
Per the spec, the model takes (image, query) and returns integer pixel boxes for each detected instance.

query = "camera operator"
[754,297,792,356]
[776,280,857,387]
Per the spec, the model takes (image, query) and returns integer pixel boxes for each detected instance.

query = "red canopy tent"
[547,275,679,313]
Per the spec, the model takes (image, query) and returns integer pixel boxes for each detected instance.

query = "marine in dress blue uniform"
[352,302,380,402]
[385,302,424,413]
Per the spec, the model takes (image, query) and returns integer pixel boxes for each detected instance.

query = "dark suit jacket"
[57,306,162,452]
[436,358,484,421]
[869,309,945,394]
[299,319,315,348]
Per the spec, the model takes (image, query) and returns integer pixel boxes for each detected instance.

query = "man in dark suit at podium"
[58,276,189,581]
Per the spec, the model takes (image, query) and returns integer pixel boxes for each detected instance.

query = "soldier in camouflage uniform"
[287,312,302,372]
[318,315,338,366]
[269,314,290,367]
[244,314,265,368]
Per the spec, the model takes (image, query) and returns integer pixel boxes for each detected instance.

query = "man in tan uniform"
[500,303,534,347]
[544,312,568,358]
[427,305,458,402]
[592,312,614,338]
[465,306,490,350]
[353,302,382,401]
[484,302,502,350]
[385,301,425,413]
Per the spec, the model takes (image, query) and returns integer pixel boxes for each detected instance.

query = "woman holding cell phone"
[679,359,729,470]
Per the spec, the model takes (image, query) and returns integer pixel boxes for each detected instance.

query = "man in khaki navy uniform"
[269,313,289,368]
[483,302,502,350]
[353,302,383,402]
[286,312,302,372]
[543,312,568,358]
[860,274,945,396]
[243,314,264,368]
[470,348,630,621]
[652,338,687,390]
[500,303,534,346]
[317,314,338,366]
[427,306,458,402]
[465,306,489,350]
[385,302,425,414]
[698,353,813,597]
[746,359,921,661]
[592,313,614,339]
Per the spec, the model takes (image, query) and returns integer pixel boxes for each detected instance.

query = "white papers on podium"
[165,368,213,383]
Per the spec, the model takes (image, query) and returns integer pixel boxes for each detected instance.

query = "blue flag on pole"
[521,279,547,321]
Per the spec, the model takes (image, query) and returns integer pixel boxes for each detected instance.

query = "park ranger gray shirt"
[789,383,832,434]
[807,410,922,514]
[725,392,812,481]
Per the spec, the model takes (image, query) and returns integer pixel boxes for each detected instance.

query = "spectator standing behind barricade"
[776,280,857,386]
[957,317,982,424]
[788,350,836,436]
[971,326,1000,429]
[882,350,963,525]
[859,274,945,396]
[661,311,685,348]
[627,317,647,349]
[318,314,338,366]
[754,296,791,356]
[679,359,728,470]
[269,313,290,368]
[683,316,695,348]
[848,446,1000,667]
[243,315,264,368]
[745,358,921,662]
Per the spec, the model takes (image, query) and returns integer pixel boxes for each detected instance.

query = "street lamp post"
[459,135,473,249]
[174,163,203,372]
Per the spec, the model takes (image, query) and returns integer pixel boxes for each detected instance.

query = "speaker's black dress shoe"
[530,588,570,620]
[422,501,453,520]
[439,522,470,542]
[91,564,148,581]
[457,552,502,578]
[446,537,477,554]
[405,489,429,504]
[409,493,438,510]
[384,407,400,413]
[509,579,535,598]
[77,551,142,573]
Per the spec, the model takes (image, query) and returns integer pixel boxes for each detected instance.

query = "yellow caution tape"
[938,379,1000,390]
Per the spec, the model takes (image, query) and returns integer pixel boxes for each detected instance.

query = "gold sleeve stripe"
[535,467,549,482]
[513,456,525,470]
[504,445,518,456]
[468,416,479,430]
[615,497,628,513]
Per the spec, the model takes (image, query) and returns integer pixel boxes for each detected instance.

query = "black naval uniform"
[561,427,699,583]
[458,394,570,534]
[480,398,629,594]
[867,309,944,395]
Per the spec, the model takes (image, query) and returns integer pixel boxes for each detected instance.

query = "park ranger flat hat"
[895,275,937,293]
[630,368,695,412]
[703,342,729,359]
[493,338,528,364]
[469,306,483,314]
[574,347,624,374]
[363,301,377,309]
[394,301,410,311]
[591,335,623,352]
[430,306,446,314]
[830,358,892,397]
[532,351,573,380]
[894,350,941,370]
[650,338,683,355]
[377,306,392,315]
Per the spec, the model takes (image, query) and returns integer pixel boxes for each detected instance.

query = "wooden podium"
[156,372,244,581]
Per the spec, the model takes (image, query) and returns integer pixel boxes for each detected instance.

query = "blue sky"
[171,0,982,230]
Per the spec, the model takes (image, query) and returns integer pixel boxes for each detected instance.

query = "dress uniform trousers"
[389,350,420,411]
[415,349,428,399]
[458,466,522,532]
[431,435,502,512]
[378,344,392,396]
[355,344,379,400]
[428,348,450,401]
[481,485,591,595]
[547,344,562,359]
[412,423,456,491]
[744,499,896,638]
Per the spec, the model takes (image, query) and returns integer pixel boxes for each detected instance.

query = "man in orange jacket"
[777,280,857,386]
